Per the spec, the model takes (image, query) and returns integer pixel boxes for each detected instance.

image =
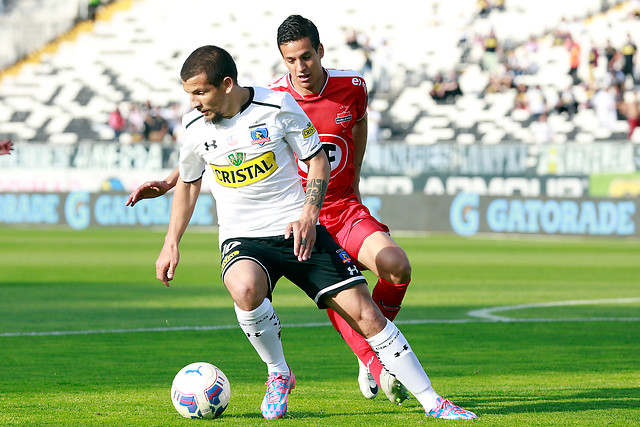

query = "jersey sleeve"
[178,139,206,183]
[277,92,323,161]
[356,75,369,121]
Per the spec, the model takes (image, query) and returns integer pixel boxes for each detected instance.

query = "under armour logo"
[347,266,359,275]
[394,344,409,358]
[204,140,217,150]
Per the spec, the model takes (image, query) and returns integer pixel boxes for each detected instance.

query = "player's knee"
[379,249,412,284]
[226,281,267,311]
[394,256,412,283]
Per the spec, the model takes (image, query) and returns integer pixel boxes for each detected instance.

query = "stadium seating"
[0,0,637,144]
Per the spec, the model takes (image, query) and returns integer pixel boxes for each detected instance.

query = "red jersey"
[269,68,368,208]
[270,69,388,259]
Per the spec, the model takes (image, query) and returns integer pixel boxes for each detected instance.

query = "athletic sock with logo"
[234,298,289,376]
[366,319,441,411]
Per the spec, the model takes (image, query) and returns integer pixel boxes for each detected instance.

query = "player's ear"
[223,76,234,93]
[318,43,324,59]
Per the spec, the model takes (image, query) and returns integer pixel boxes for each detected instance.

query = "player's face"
[182,73,231,124]
[279,37,325,95]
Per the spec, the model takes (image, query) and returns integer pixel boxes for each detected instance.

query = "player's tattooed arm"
[286,152,329,261]
[304,178,327,209]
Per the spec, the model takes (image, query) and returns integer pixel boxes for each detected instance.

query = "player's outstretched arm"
[156,176,201,286]
[126,167,180,207]
[285,150,329,261]
[0,139,13,156]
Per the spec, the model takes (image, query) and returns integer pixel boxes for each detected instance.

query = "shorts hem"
[313,276,367,309]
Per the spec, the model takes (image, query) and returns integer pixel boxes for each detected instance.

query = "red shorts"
[321,200,390,267]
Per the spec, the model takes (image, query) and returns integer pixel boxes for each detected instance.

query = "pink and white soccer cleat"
[425,396,477,420]
[261,368,295,419]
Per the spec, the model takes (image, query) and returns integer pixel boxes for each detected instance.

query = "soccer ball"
[170,362,231,419]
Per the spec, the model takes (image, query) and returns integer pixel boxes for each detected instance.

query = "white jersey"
[178,86,323,246]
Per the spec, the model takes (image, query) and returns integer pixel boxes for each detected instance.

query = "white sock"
[366,319,441,411]
[234,298,289,376]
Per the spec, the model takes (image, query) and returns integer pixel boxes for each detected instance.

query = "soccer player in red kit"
[269,15,413,404]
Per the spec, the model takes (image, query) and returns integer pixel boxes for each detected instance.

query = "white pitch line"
[2,299,639,338]
[467,298,640,322]
[0,324,238,338]
[0,322,333,338]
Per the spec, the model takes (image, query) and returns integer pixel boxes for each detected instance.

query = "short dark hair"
[180,45,238,86]
[277,15,321,52]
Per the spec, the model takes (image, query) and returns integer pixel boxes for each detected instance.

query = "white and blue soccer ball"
[170,362,231,419]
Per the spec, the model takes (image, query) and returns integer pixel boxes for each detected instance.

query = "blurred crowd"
[85,0,638,146]
[341,25,393,98]
[107,100,187,144]
[427,0,640,143]
[84,0,636,146]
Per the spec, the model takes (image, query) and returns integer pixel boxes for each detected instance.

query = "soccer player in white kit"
[155,45,477,420]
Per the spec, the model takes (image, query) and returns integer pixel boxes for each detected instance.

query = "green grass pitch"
[1,227,639,426]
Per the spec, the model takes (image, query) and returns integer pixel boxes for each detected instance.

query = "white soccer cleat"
[357,358,378,399]
[379,368,410,405]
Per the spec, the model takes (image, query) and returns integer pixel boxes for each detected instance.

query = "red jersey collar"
[287,67,329,99]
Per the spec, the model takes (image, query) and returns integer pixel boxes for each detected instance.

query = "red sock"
[371,278,410,321]
[326,308,384,385]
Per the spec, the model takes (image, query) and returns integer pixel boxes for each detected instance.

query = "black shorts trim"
[313,276,365,305]
[219,226,367,308]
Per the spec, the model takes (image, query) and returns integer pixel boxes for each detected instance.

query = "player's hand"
[156,243,179,287]
[284,219,316,262]
[126,180,172,207]
[0,139,13,156]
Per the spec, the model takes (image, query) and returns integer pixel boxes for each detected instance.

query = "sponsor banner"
[0,168,605,198]
[0,192,216,229]
[445,194,638,237]
[363,142,637,176]
[534,143,635,175]
[0,142,174,170]
[361,174,589,197]
[363,143,530,176]
[363,194,639,237]
[2,142,638,197]
[1,191,637,238]
[2,142,638,178]
[0,169,176,193]
[589,173,640,197]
